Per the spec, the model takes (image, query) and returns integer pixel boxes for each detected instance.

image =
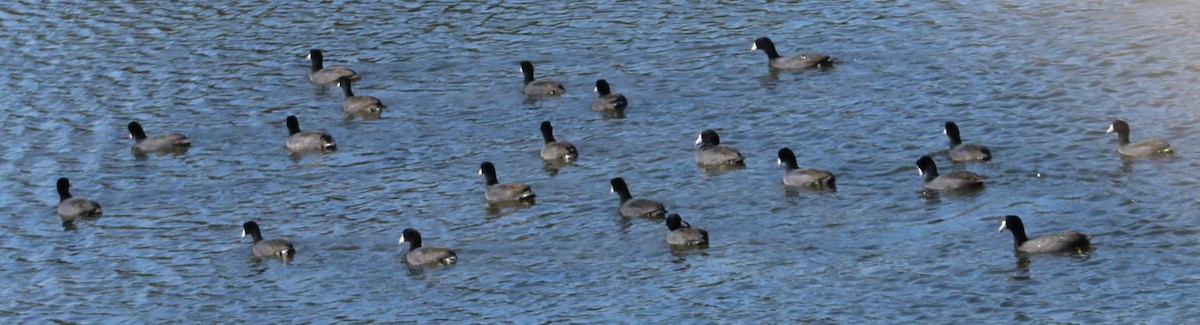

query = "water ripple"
[1,0,1199,323]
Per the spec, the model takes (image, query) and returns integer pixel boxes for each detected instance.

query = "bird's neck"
[1116,131,1131,145]
[923,168,939,181]
[1011,231,1028,247]
[617,191,633,203]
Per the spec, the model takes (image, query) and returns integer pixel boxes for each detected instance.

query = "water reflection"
[783,185,839,198]
[1008,259,1033,281]
[60,212,102,231]
[598,109,626,120]
[1118,155,1178,173]
[345,110,382,121]
[918,185,985,201]
[541,160,572,176]
[247,252,294,264]
[759,65,839,85]
[311,85,337,97]
[289,147,337,161]
[485,199,535,216]
[615,215,634,233]
[698,164,746,177]
[402,257,455,277]
[3,0,1197,321]
[132,146,190,160]
[1010,249,1094,274]
[669,245,709,259]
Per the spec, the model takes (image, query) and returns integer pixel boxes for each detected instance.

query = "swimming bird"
[337,76,384,117]
[610,177,667,218]
[241,221,295,258]
[915,155,983,191]
[695,130,745,166]
[751,37,835,70]
[128,121,191,153]
[1106,120,1174,157]
[944,122,991,162]
[592,79,627,111]
[56,177,101,223]
[520,61,564,96]
[666,214,709,246]
[398,228,458,265]
[998,215,1091,254]
[777,147,836,190]
[539,121,578,162]
[307,49,360,85]
[479,162,535,204]
[285,115,337,153]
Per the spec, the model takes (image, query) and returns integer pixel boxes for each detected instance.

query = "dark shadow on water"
[783,185,837,197]
[759,70,781,87]
[761,64,838,86]
[615,215,633,233]
[769,64,838,75]
[917,189,942,204]
[290,148,337,162]
[542,160,573,176]
[542,165,561,177]
[596,108,625,120]
[312,84,334,96]
[1118,152,1177,173]
[247,253,295,265]
[1009,247,1094,278]
[1120,159,1134,173]
[522,94,563,106]
[61,213,102,231]
[945,158,989,171]
[1008,258,1033,281]
[669,245,709,260]
[485,199,536,216]
[401,258,454,277]
[132,147,190,160]
[783,187,805,198]
[699,163,746,177]
[918,185,985,202]
[345,110,382,121]
[404,266,427,277]
[613,213,665,233]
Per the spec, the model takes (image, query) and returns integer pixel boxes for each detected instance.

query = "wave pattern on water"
[1,0,1200,323]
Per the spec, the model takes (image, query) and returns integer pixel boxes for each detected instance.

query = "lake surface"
[2,0,1200,323]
